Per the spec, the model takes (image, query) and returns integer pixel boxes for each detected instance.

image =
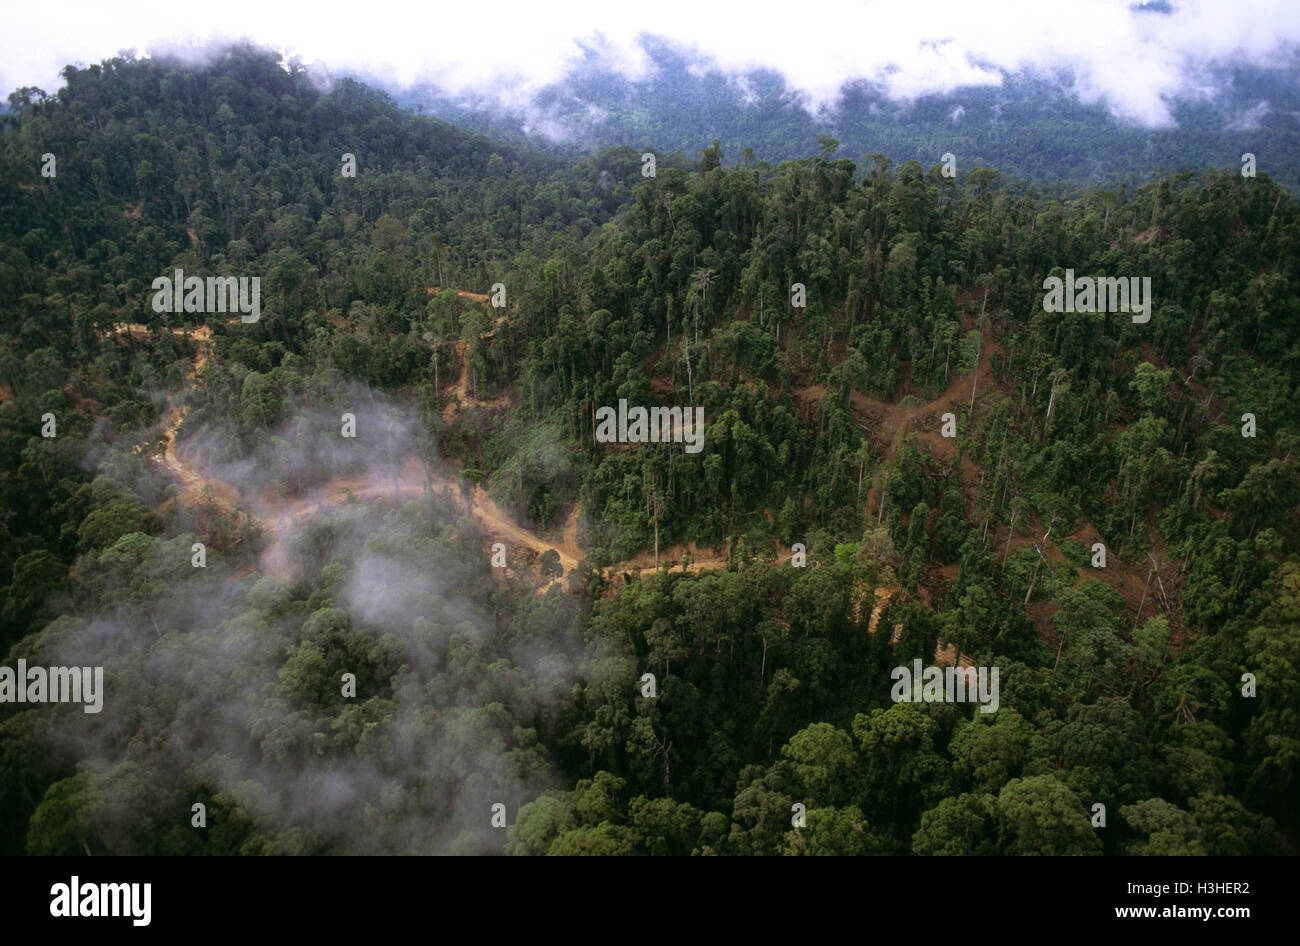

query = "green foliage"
[0,43,1295,856]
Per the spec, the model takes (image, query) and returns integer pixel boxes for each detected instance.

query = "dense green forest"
[0,43,1296,855]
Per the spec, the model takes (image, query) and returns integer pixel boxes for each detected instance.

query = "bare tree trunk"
[1149,554,1171,612]
[1135,566,1154,627]
[1024,553,1045,606]
[652,478,661,568]
[1002,505,1017,565]
[661,739,672,798]
[969,292,985,416]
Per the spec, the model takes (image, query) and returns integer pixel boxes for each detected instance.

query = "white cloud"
[3,0,1299,127]
[1226,99,1270,131]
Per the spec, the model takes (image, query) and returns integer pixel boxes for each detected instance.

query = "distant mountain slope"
[383,36,1300,190]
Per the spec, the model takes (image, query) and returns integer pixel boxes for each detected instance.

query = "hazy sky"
[6,0,1299,126]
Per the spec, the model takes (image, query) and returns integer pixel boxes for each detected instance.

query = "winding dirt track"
[104,324,242,511]
[109,318,583,580]
[253,457,584,582]
[155,327,242,511]
[111,318,740,587]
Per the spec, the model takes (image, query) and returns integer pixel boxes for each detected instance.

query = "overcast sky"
[5,0,1299,126]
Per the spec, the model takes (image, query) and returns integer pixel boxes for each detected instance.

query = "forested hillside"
[1,44,1296,856]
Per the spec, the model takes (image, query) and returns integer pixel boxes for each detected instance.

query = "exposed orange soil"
[865,586,970,668]
[98,322,155,343]
[933,643,978,669]
[441,339,512,423]
[558,503,584,563]
[867,586,895,637]
[254,457,582,582]
[794,315,1000,463]
[613,541,734,575]
[434,291,511,423]
[427,286,491,304]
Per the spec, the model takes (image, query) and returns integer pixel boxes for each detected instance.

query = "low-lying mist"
[16,388,588,854]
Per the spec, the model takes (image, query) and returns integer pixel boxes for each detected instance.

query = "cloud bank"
[5,0,1300,127]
